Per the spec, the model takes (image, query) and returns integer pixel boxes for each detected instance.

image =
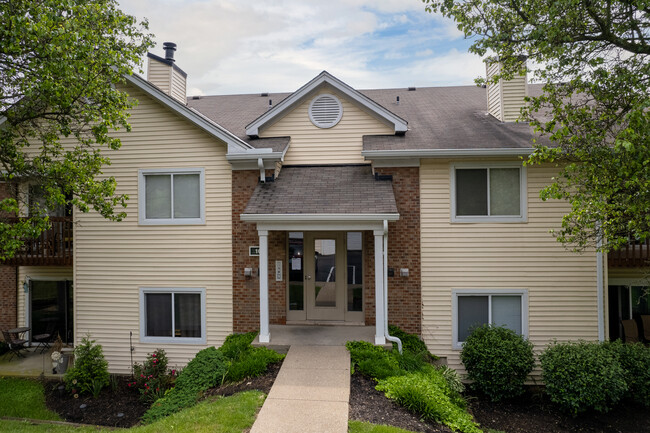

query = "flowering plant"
[130,349,177,402]
[51,351,62,362]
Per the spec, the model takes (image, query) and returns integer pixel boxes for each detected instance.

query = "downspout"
[596,227,605,341]
[258,158,265,183]
[383,220,402,353]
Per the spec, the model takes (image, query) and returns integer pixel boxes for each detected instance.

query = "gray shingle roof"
[243,165,398,215]
[187,84,549,152]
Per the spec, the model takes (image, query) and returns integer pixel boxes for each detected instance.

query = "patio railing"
[608,238,650,268]
[2,217,73,266]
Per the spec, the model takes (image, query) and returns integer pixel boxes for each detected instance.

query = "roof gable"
[245,71,408,137]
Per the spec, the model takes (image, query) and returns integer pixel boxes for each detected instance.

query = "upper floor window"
[138,168,205,225]
[451,163,527,223]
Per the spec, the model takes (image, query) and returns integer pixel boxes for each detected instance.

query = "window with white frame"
[452,290,528,348]
[140,288,206,344]
[451,163,526,222]
[138,168,205,225]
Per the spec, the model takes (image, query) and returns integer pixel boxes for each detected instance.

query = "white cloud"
[118,0,483,95]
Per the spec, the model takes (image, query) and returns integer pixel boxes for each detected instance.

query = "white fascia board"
[362,148,535,159]
[122,73,252,153]
[241,213,400,222]
[245,71,408,136]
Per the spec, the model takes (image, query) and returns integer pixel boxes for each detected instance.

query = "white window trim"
[450,162,527,223]
[451,289,529,350]
[138,168,205,225]
[139,287,206,345]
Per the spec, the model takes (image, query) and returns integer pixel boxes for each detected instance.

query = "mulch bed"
[43,361,284,428]
[349,371,650,433]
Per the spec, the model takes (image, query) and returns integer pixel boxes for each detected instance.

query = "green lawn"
[348,420,419,433]
[0,383,265,433]
[0,377,61,421]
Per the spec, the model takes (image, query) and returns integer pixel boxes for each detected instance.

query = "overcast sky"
[117,0,485,96]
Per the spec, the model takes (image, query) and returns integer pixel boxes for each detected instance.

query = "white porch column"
[258,230,270,343]
[374,230,386,345]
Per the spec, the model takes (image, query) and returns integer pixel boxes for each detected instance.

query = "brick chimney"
[485,57,527,122]
[146,42,188,104]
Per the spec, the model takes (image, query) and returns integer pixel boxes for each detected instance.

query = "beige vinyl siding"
[17,267,73,331]
[147,59,171,95]
[18,83,233,373]
[486,62,502,120]
[420,160,598,375]
[170,70,187,104]
[501,74,527,122]
[260,87,393,165]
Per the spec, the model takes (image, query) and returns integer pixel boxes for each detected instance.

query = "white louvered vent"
[309,94,343,128]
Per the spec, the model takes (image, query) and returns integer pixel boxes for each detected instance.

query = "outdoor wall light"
[244,268,253,277]
[400,268,409,277]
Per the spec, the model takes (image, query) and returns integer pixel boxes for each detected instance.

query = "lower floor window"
[140,288,205,343]
[453,290,527,348]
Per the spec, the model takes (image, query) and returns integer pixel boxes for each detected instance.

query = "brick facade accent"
[0,182,18,334]
[375,167,422,334]
[232,166,421,335]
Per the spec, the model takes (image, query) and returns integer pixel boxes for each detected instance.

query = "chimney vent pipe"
[163,42,177,62]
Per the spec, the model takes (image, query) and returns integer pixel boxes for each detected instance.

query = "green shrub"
[388,325,438,361]
[460,325,534,402]
[218,332,284,383]
[64,336,109,396]
[603,340,650,407]
[143,347,227,423]
[130,349,178,403]
[540,341,627,415]
[376,370,481,433]
[438,365,465,395]
[346,341,402,380]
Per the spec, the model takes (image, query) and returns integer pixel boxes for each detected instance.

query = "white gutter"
[241,213,400,222]
[596,227,605,341]
[258,158,265,183]
[383,220,402,353]
[362,148,535,159]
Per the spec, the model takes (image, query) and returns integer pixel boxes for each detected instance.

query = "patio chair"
[1,329,27,360]
[641,315,650,343]
[33,322,55,354]
[621,319,640,343]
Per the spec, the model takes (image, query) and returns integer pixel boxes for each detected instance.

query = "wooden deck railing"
[2,217,73,266]
[608,238,650,268]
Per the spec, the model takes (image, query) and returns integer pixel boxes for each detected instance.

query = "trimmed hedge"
[540,341,627,415]
[604,340,650,407]
[460,325,534,402]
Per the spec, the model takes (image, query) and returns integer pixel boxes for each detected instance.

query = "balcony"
[608,239,650,268]
[2,217,73,266]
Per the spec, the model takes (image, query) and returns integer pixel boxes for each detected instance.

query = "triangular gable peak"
[245,71,408,137]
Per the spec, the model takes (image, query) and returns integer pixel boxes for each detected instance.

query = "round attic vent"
[309,94,343,128]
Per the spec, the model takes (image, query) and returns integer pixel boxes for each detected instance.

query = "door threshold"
[286,320,366,326]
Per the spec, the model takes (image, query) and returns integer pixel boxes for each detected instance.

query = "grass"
[0,389,265,433]
[348,420,419,433]
[0,377,61,421]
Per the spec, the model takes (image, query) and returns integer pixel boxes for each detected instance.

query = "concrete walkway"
[250,345,350,433]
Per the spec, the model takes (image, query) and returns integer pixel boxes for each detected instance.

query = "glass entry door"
[304,232,345,321]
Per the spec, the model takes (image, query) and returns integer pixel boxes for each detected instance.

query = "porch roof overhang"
[240,164,400,231]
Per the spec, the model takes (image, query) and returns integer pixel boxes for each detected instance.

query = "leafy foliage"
[220,332,284,383]
[377,370,481,433]
[0,0,153,259]
[346,341,403,380]
[460,325,535,402]
[603,341,650,407]
[143,347,227,423]
[388,324,439,361]
[540,341,627,415]
[130,349,178,403]
[423,0,650,252]
[64,337,109,396]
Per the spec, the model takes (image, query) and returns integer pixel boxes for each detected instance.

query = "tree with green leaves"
[0,0,153,259]
[424,0,650,253]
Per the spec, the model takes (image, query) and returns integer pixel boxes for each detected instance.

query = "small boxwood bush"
[376,369,481,433]
[220,332,284,382]
[604,340,650,407]
[460,325,534,402]
[540,341,627,415]
[64,336,109,397]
